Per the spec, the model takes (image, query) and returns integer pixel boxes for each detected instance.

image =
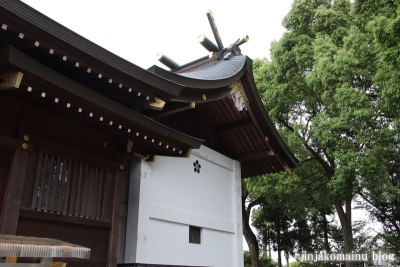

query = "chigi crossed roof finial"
[157,10,249,69]
[200,10,249,60]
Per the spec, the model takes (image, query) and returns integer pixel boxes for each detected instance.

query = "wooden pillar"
[107,169,124,267]
[0,150,29,234]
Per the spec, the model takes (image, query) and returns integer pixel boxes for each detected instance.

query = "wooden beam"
[107,170,124,267]
[150,102,195,120]
[0,150,29,234]
[5,257,17,263]
[216,118,254,133]
[19,208,112,228]
[236,150,274,162]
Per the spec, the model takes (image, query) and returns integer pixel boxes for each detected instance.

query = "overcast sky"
[21,0,294,69]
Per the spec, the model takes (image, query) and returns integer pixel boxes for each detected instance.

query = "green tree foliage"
[244,251,277,267]
[357,0,400,256]
[251,0,400,266]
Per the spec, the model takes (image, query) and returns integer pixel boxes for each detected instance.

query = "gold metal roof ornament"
[149,97,166,111]
[229,80,248,112]
[0,72,23,90]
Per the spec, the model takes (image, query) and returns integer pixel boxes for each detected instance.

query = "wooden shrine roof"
[0,0,298,177]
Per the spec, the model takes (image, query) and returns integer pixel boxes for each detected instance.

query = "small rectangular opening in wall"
[189,226,201,244]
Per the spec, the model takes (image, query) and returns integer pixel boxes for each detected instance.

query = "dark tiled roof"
[148,56,248,90]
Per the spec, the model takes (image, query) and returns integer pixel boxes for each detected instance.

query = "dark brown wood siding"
[0,93,124,266]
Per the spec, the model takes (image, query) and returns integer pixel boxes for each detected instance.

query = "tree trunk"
[322,211,332,267]
[333,197,356,267]
[242,193,260,267]
[285,252,289,267]
[277,225,282,267]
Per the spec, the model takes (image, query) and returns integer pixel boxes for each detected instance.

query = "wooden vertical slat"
[68,161,79,216]
[50,156,61,213]
[0,150,29,234]
[37,153,49,211]
[57,158,68,214]
[80,164,89,217]
[107,170,124,267]
[5,257,17,263]
[97,169,105,220]
[102,171,114,221]
[86,166,94,218]
[92,168,100,219]
[75,163,84,217]
[62,159,73,215]
[44,154,55,212]
[31,151,43,209]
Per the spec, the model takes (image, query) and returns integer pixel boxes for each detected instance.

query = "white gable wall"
[124,145,244,267]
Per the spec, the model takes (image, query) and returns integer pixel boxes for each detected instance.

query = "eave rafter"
[216,118,253,133]
[236,150,274,162]
[0,11,177,110]
[0,46,202,159]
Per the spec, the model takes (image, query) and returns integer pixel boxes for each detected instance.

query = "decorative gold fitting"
[22,143,28,149]
[198,35,206,43]
[265,136,269,142]
[268,150,274,156]
[156,53,164,61]
[23,135,30,141]
[120,165,125,170]
[0,72,24,90]
[190,102,196,109]
[209,52,216,59]
[150,97,166,111]
[202,94,207,101]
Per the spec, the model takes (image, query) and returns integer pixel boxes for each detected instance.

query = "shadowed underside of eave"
[0,45,203,158]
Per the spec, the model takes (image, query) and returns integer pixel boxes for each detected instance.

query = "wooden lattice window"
[32,151,114,221]
[189,226,201,244]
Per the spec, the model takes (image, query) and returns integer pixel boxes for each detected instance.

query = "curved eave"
[0,45,203,154]
[0,0,183,99]
[241,67,299,170]
[148,55,250,102]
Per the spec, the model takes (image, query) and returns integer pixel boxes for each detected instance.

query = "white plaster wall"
[148,218,234,266]
[125,146,244,267]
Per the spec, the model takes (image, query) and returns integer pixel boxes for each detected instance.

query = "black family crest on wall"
[193,160,201,174]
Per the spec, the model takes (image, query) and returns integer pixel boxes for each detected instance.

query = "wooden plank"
[102,171,114,222]
[19,208,112,228]
[75,163,84,217]
[62,159,73,215]
[91,168,99,219]
[26,135,120,171]
[57,158,68,214]
[0,150,29,234]
[216,118,254,133]
[37,153,48,211]
[29,151,43,209]
[107,170,124,267]
[97,169,105,220]
[68,161,79,216]
[50,156,61,213]
[44,154,55,212]
[236,150,274,162]
[80,164,89,218]
[5,257,17,263]
[86,166,94,219]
